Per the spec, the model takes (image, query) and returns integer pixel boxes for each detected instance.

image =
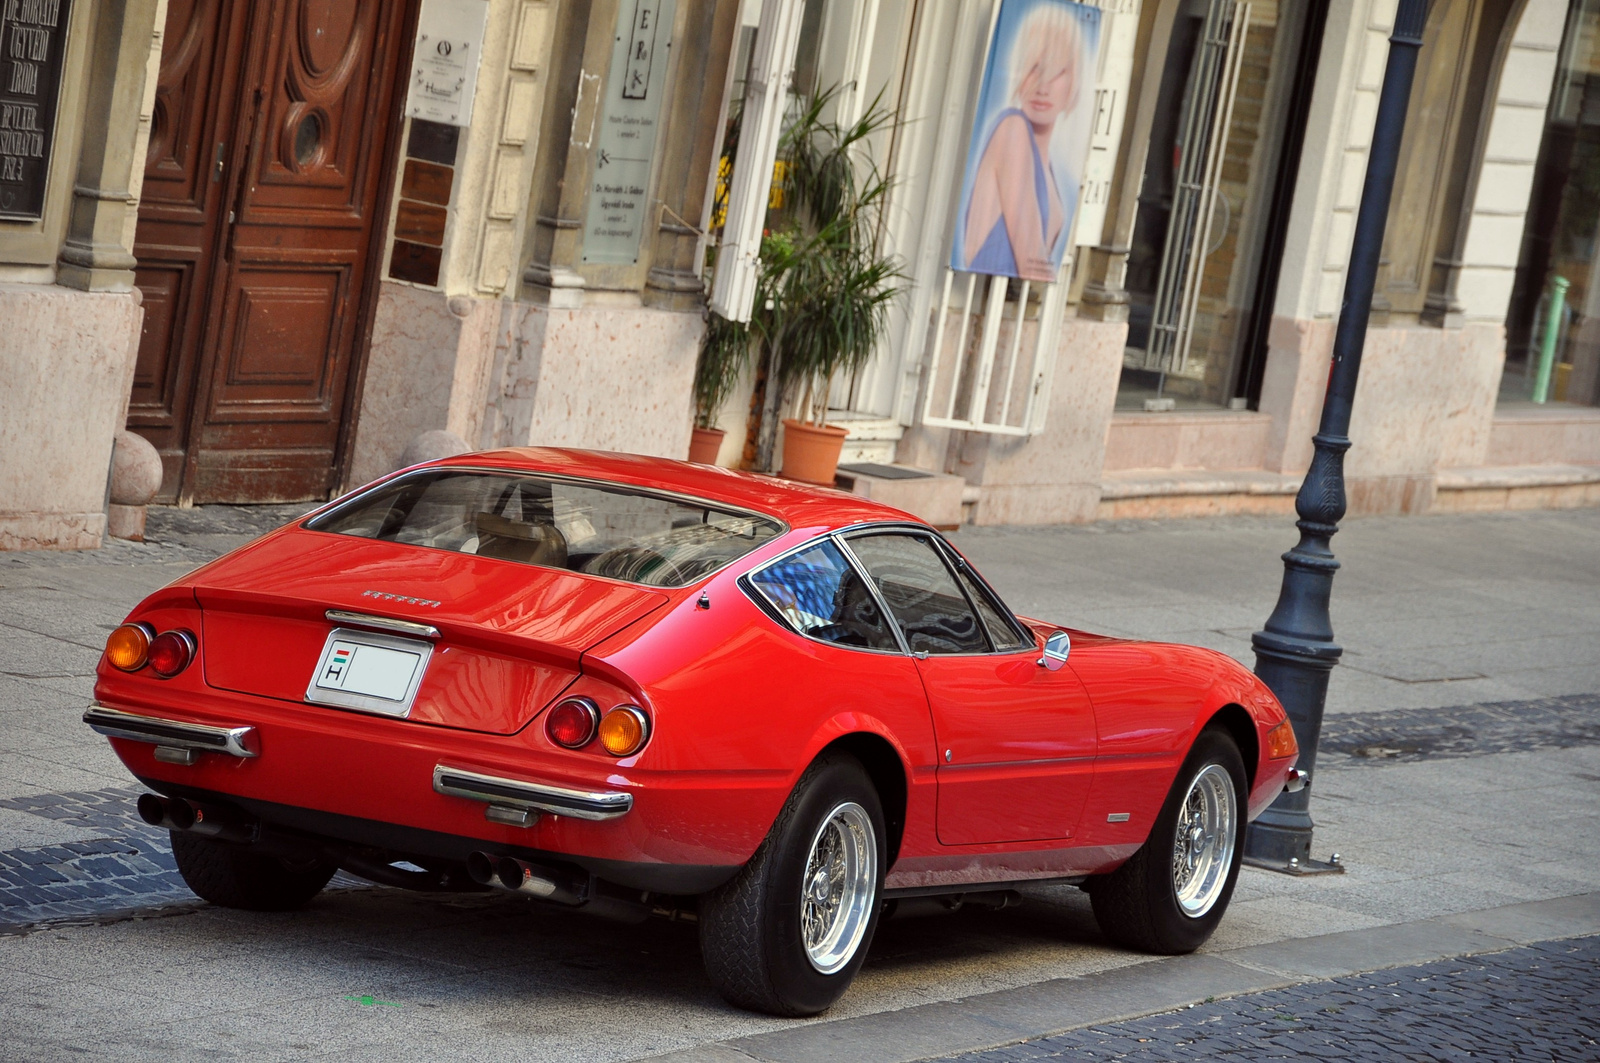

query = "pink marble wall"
[0,286,143,550]
[1102,411,1272,472]
[483,303,701,460]
[954,317,1127,525]
[1258,317,1508,514]
[1259,315,1335,474]
[348,283,499,489]
[1484,406,1600,467]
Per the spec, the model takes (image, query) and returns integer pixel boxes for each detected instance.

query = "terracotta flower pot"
[780,418,848,486]
[688,426,725,465]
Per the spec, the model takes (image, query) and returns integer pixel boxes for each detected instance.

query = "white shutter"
[708,0,806,323]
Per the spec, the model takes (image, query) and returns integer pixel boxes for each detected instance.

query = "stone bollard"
[108,431,163,542]
[397,429,471,471]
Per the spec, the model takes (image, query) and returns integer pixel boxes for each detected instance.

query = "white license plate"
[305,628,433,717]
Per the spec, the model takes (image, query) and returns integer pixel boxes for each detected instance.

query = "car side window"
[845,533,990,655]
[748,539,900,651]
[954,565,1033,653]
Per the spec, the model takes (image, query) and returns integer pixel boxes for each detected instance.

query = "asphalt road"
[0,504,1597,1061]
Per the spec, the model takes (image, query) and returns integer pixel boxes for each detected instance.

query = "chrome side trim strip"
[83,705,259,758]
[432,764,633,821]
[324,610,441,639]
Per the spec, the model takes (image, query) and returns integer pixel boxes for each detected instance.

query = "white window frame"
[709,0,808,322]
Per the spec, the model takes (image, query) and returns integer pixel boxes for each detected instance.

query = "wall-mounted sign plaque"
[0,0,72,220]
[406,0,489,128]
[581,0,677,265]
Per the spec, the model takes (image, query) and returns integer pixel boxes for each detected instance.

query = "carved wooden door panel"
[184,0,410,502]
[129,0,250,502]
[130,0,410,503]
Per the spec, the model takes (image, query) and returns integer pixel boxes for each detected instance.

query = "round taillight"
[147,630,196,678]
[105,623,153,672]
[598,706,649,757]
[545,697,599,749]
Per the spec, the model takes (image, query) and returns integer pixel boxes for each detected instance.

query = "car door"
[844,531,1097,846]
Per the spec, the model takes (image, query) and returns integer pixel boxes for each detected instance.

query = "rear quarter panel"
[582,550,938,868]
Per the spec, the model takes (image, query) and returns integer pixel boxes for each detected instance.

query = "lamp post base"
[1243,852,1346,876]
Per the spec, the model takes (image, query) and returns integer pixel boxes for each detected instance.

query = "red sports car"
[87,448,1302,1015]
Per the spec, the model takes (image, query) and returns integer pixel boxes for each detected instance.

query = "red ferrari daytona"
[87,448,1302,1016]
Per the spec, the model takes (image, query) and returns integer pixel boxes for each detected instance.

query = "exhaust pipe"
[466,851,585,905]
[467,851,649,922]
[497,857,584,903]
[138,793,259,844]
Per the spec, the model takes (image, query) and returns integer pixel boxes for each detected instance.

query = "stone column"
[56,0,163,292]
[642,0,739,310]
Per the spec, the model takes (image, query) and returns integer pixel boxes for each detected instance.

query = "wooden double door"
[129,0,412,503]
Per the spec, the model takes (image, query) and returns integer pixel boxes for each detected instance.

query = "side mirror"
[1038,630,1070,671]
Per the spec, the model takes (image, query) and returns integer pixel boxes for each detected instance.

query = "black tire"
[170,832,336,912]
[700,753,887,1016]
[1088,728,1247,954]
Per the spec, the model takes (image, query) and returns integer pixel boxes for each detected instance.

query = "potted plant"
[689,311,752,464]
[767,92,903,485]
[696,90,902,481]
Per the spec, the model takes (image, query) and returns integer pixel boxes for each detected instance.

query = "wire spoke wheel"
[799,801,876,974]
[1170,763,1236,918]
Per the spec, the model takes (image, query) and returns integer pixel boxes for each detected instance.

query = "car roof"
[420,447,927,532]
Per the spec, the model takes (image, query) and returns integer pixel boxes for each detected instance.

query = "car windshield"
[306,469,785,588]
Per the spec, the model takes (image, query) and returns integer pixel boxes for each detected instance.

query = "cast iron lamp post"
[1243,0,1429,872]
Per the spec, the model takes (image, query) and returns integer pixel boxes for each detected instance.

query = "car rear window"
[306,469,784,588]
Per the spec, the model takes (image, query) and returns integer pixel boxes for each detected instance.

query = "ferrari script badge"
[361,590,442,608]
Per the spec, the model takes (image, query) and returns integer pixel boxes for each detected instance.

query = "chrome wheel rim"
[800,801,877,974]
[1171,763,1237,918]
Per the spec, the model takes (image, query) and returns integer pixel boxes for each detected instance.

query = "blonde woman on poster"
[953,0,1099,283]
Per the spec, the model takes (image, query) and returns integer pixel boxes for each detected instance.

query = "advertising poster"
[950,0,1101,282]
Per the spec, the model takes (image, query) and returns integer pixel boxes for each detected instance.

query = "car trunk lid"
[193,530,668,734]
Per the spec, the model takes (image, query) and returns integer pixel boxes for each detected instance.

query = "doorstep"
[1097,469,1301,520]
[834,463,966,529]
[1432,464,1600,513]
[827,411,903,466]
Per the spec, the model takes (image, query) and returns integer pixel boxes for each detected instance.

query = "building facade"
[2,0,1597,550]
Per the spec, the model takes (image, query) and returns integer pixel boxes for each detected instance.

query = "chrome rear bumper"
[433,764,633,823]
[84,704,259,761]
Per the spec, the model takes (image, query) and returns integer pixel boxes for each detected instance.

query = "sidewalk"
[0,505,1596,1061]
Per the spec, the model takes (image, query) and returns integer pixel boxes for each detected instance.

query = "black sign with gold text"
[0,0,70,220]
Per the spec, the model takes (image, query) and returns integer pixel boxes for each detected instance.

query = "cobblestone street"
[946,935,1600,1062]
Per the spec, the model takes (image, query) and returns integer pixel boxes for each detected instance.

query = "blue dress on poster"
[964,108,1075,277]
[948,0,1100,281]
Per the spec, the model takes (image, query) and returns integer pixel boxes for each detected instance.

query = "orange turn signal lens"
[1265,719,1298,760]
[105,623,153,672]
[598,706,649,757]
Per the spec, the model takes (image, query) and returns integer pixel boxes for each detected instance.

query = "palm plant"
[693,310,752,430]
[694,87,903,467]
[769,90,904,427]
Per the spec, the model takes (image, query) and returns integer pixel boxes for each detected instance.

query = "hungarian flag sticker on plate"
[306,628,432,717]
